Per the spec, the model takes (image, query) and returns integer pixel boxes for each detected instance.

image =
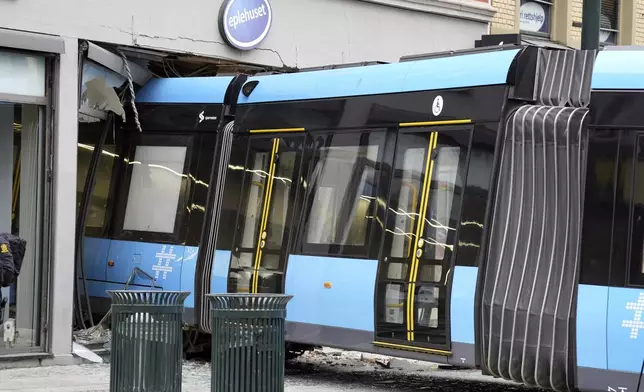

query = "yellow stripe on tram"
[255,140,279,292]
[249,128,305,134]
[252,138,279,293]
[407,132,438,341]
[413,132,438,283]
[399,119,471,128]
[406,132,432,340]
[373,341,452,356]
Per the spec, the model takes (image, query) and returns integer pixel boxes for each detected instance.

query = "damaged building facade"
[0,0,495,362]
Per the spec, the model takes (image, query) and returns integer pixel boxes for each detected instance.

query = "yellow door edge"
[399,119,471,128]
[407,132,438,339]
[249,127,305,134]
[252,138,279,293]
[373,341,452,356]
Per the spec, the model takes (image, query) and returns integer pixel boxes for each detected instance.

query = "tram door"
[375,127,469,352]
[227,134,304,294]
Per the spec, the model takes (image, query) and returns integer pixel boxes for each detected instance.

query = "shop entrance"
[0,48,49,353]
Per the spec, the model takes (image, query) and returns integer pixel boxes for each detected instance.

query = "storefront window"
[600,0,620,45]
[0,47,48,353]
[80,59,126,114]
[520,0,552,37]
[0,102,45,352]
[0,51,45,97]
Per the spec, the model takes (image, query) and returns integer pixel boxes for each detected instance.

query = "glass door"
[228,135,304,294]
[375,128,469,352]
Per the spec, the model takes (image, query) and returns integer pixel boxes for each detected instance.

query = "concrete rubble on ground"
[0,348,533,392]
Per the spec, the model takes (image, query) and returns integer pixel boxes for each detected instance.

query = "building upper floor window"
[520,0,552,36]
[600,0,619,45]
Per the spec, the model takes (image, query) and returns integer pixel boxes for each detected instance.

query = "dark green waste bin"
[108,290,190,392]
[207,294,293,392]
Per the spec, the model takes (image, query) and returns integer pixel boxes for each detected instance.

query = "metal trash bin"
[207,294,293,392]
[108,290,190,392]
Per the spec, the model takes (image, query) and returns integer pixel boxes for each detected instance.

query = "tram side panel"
[449,124,497,368]
[278,124,499,358]
[284,255,379,350]
[223,47,522,362]
[275,129,387,350]
[575,131,612,391]
[576,127,644,392]
[79,129,220,324]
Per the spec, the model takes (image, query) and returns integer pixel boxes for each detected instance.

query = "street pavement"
[0,349,538,392]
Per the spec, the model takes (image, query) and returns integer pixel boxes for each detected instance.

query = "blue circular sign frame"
[219,0,273,51]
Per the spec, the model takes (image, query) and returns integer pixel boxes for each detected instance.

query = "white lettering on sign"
[228,5,267,29]
[622,292,644,339]
[152,245,175,280]
[520,1,546,32]
[198,111,218,124]
[607,387,628,392]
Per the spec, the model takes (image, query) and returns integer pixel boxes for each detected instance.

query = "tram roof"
[239,48,521,104]
[135,75,234,104]
[591,47,644,90]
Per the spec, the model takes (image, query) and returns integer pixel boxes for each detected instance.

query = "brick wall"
[636,0,644,44]
[491,0,517,32]
[570,0,583,42]
[492,0,644,45]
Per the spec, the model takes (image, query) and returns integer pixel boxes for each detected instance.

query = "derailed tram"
[75,44,644,392]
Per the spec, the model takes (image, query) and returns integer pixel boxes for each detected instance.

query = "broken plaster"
[98,23,290,68]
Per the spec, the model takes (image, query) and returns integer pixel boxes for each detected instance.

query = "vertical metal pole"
[581,0,601,50]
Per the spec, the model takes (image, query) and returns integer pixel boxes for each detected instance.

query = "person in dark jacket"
[0,233,26,288]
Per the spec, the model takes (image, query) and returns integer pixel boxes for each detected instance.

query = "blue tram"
[76,44,644,392]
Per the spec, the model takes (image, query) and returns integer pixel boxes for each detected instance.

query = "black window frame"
[215,133,250,251]
[579,128,619,287]
[626,132,644,288]
[112,132,195,244]
[294,129,387,259]
[76,121,121,239]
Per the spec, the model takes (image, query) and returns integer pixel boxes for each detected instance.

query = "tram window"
[389,146,425,260]
[216,139,249,250]
[300,131,384,256]
[77,143,117,229]
[415,285,440,329]
[580,132,618,286]
[628,135,644,287]
[76,122,118,232]
[384,283,405,325]
[122,145,188,233]
[422,145,461,261]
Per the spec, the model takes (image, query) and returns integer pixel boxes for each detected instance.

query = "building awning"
[0,28,65,54]
[84,41,152,86]
[80,42,152,123]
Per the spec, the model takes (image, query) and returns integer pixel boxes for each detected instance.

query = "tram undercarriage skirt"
[480,105,589,391]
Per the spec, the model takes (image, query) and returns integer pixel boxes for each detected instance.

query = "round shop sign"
[219,0,273,51]
[520,1,546,33]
